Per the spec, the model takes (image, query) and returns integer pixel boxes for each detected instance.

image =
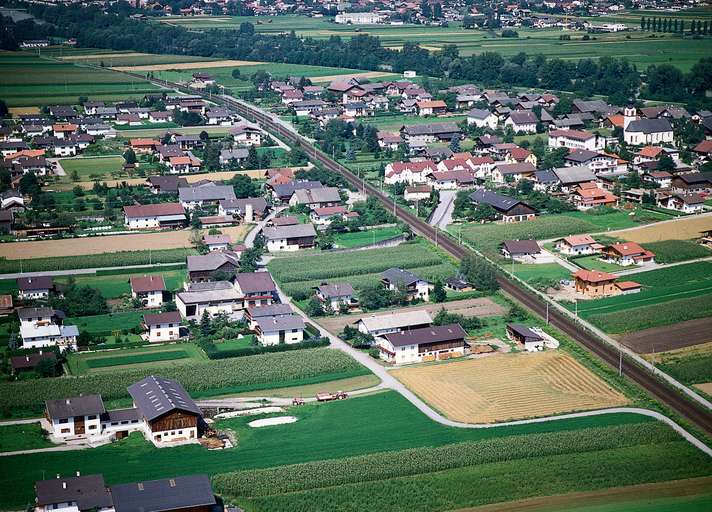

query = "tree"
[70,170,80,182]
[461,255,499,293]
[245,145,259,169]
[0,99,7,118]
[239,246,263,273]
[449,135,461,153]
[657,153,675,172]
[431,279,446,303]
[472,203,496,222]
[199,310,211,336]
[640,17,646,31]
[35,357,59,378]
[190,211,202,229]
[305,296,324,317]
[231,68,241,79]
[123,148,136,165]
[189,228,207,254]
[230,174,258,198]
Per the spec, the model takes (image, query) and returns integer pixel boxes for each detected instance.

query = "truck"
[315,391,348,402]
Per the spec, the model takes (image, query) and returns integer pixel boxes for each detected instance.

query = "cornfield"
[213,422,678,499]
[0,349,367,415]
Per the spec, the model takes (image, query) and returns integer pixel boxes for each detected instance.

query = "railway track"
[131,74,712,436]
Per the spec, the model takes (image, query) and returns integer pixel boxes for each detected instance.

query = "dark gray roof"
[507,323,543,342]
[143,311,181,326]
[103,407,141,423]
[263,223,317,241]
[46,394,106,420]
[186,281,234,292]
[17,275,53,291]
[534,170,558,184]
[219,197,268,215]
[111,474,215,512]
[18,306,59,320]
[187,251,240,272]
[508,111,537,125]
[316,282,354,298]
[469,190,531,213]
[553,166,596,185]
[565,149,599,163]
[402,122,461,136]
[384,323,466,348]
[147,175,188,193]
[272,180,323,198]
[291,186,341,205]
[626,118,672,134]
[381,267,424,287]
[128,375,201,422]
[36,474,112,509]
[220,148,249,160]
[234,272,277,294]
[179,184,236,203]
[502,239,540,255]
[467,108,492,120]
[247,303,294,318]
[255,314,305,332]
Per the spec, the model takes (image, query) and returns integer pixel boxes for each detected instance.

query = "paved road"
[429,189,456,229]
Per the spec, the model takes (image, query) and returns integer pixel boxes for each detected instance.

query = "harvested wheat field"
[0,225,249,259]
[392,352,628,424]
[59,52,148,61]
[112,59,264,72]
[309,71,397,83]
[615,214,712,243]
[694,383,712,396]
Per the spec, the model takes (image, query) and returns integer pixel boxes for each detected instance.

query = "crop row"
[0,349,367,415]
[279,263,456,297]
[0,248,195,273]
[268,242,444,283]
[213,421,678,498]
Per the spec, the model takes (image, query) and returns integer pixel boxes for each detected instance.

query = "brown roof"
[143,311,181,326]
[123,203,185,218]
[615,281,641,290]
[384,323,467,348]
[130,275,166,293]
[0,294,12,310]
[272,216,299,226]
[606,242,649,257]
[560,234,596,246]
[11,351,56,370]
[573,269,617,283]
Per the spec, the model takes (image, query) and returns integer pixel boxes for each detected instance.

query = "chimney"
[25,356,30,362]
[62,482,66,489]
[56,474,60,479]
[245,203,254,223]
[65,399,70,405]
[76,471,80,477]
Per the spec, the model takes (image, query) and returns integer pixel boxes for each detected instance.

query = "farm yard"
[0,225,249,259]
[268,239,457,298]
[392,352,628,424]
[0,51,162,107]
[569,261,712,334]
[154,14,712,71]
[1,391,709,510]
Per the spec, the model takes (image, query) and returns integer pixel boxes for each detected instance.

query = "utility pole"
[546,302,549,325]
[619,345,623,376]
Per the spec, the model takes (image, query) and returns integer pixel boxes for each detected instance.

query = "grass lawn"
[58,156,125,182]
[67,343,206,375]
[511,262,572,282]
[66,310,145,336]
[560,208,669,232]
[55,268,186,299]
[213,336,256,351]
[1,391,709,509]
[0,423,54,453]
[333,227,402,248]
[572,255,629,272]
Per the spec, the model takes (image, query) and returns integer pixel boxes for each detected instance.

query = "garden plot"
[392,352,627,424]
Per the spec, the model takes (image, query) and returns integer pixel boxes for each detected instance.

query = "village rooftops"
[130,275,166,293]
[263,223,317,241]
[128,375,201,422]
[468,189,532,213]
[179,184,236,203]
[291,186,341,204]
[466,108,492,119]
[17,275,53,291]
[384,323,466,348]
[143,311,181,327]
[358,310,433,333]
[626,118,672,134]
[549,129,596,141]
[203,234,231,245]
[402,122,461,136]
[508,111,538,124]
[219,197,268,214]
[247,303,294,319]
[233,272,277,294]
[147,175,188,193]
[186,251,240,273]
[553,166,596,185]
[573,269,617,283]
[255,314,305,332]
[111,474,215,512]
[18,306,61,320]
[316,283,355,298]
[123,203,185,218]
[46,394,106,420]
[272,216,299,226]
[36,474,113,510]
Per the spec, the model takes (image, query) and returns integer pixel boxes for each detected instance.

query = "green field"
[658,353,712,387]
[213,336,256,352]
[67,343,207,375]
[0,391,710,509]
[0,423,54,453]
[511,262,572,286]
[66,310,145,336]
[268,239,456,297]
[333,227,402,249]
[156,14,712,71]
[0,52,161,107]
[643,240,711,264]
[58,156,126,182]
[569,261,712,333]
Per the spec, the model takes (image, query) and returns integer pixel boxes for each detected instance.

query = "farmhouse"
[146,175,188,194]
[384,160,436,185]
[657,193,705,214]
[356,309,433,338]
[571,182,618,209]
[400,122,461,149]
[501,239,541,262]
[467,108,498,129]
[254,314,305,346]
[381,267,430,301]
[573,269,618,298]
[130,275,165,308]
[176,282,241,321]
[314,283,356,312]
[504,111,537,134]
[18,307,78,351]
[142,311,182,343]
[111,474,216,512]
[624,118,674,145]
[203,234,231,252]
[378,324,467,365]
[233,272,278,309]
[123,203,186,229]
[469,189,537,222]
[552,166,597,193]
[45,394,106,440]
[231,123,262,145]
[671,172,712,193]
[17,275,55,300]
[270,180,323,203]
[417,100,447,116]
[404,184,433,201]
[555,235,602,255]
[548,129,604,151]
[10,350,56,375]
[187,251,240,282]
[246,303,294,329]
[218,197,269,222]
[35,474,113,512]
[309,205,351,225]
[491,162,536,183]
[289,186,341,208]
[263,223,317,252]
[179,184,236,210]
[601,242,655,266]
[506,324,545,352]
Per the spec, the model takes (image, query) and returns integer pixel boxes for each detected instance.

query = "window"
[156,331,161,337]
[178,430,183,435]
[58,418,68,424]
[87,415,96,420]
[61,428,70,434]
[89,424,97,430]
